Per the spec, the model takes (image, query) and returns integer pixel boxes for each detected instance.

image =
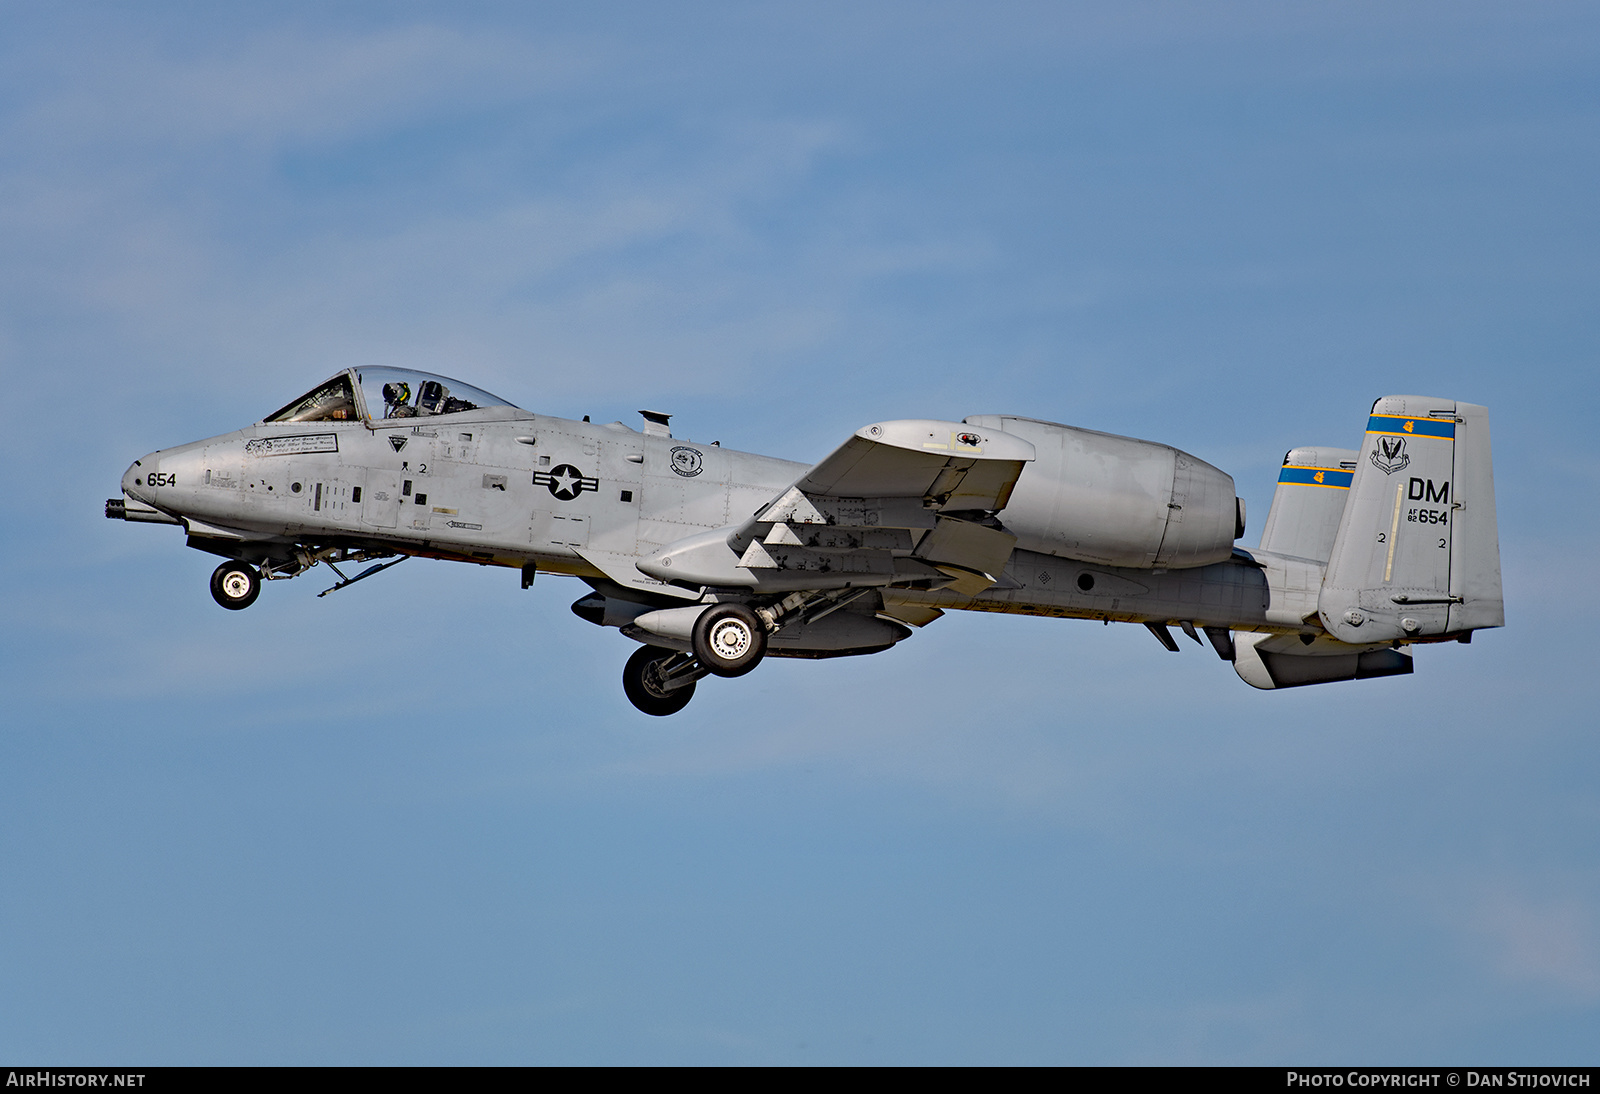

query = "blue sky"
[3,1,1598,1063]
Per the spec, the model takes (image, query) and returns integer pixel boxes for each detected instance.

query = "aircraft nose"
[122,455,156,502]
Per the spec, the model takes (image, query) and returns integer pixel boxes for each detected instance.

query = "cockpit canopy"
[264,367,518,424]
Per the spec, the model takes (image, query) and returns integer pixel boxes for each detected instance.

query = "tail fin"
[1258,446,1358,562]
[1319,396,1503,644]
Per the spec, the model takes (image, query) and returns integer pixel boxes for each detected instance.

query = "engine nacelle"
[964,414,1241,569]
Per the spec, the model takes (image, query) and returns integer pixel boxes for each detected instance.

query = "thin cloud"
[1470,888,1600,998]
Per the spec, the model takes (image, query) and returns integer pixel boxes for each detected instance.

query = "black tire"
[622,645,697,716]
[691,602,767,678]
[209,560,261,610]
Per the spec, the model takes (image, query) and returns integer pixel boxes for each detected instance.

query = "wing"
[636,419,1035,597]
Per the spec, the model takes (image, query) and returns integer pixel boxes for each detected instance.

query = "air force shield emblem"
[1371,435,1409,474]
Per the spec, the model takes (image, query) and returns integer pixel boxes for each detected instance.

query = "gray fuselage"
[121,405,1317,637]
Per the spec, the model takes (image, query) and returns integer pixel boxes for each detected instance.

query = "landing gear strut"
[622,645,703,716]
[209,560,261,610]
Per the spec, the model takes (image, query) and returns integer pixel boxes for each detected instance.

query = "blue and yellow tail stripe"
[1278,465,1354,489]
[1366,414,1455,439]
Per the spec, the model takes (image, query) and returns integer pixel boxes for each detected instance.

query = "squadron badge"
[670,446,704,477]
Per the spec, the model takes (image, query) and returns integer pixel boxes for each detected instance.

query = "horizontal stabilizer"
[1234,631,1413,690]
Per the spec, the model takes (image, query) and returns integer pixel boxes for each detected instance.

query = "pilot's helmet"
[382,381,411,407]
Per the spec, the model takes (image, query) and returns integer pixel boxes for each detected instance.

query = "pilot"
[382,381,416,418]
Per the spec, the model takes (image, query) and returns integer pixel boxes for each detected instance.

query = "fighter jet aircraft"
[108,367,1503,714]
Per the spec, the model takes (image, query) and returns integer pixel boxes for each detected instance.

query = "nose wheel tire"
[210,561,262,610]
[691,603,767,678]
[623,645,697,716]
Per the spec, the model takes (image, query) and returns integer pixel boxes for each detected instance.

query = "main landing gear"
[618,590,885,714]
[209,560,262,610]
[621,604,773,715]
[691,602,767,677]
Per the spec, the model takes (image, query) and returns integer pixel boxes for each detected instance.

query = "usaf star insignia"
[534,464,598,501]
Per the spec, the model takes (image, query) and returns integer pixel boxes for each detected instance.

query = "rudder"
[1445,401,1504,633]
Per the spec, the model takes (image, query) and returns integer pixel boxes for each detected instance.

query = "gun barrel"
[106,497,182,525]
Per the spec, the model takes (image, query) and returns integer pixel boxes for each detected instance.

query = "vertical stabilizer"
[1319,397,1502,644]
[1258,446,1357,562]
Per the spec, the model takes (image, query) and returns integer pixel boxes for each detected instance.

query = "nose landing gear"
[622,645,705,716]
[209,560,262,610]
[203,546,404,610]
